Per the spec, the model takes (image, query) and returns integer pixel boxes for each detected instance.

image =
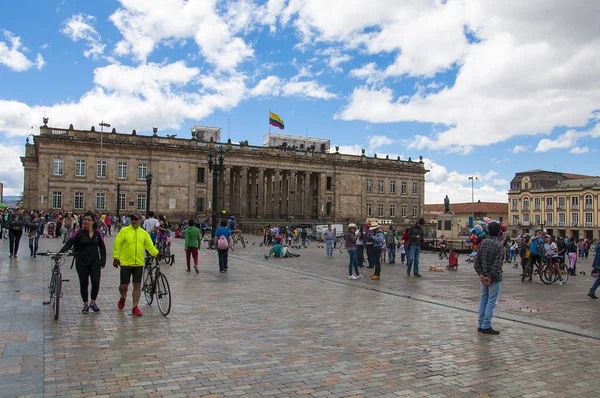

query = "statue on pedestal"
[444,195,451,213]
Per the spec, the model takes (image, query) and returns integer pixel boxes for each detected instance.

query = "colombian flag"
[269,112,285,130]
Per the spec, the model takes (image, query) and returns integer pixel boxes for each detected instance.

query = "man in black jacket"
[407,218,424,277]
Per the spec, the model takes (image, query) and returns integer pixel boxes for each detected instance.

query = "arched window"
[585,194,593,209]
[523,197,530,210]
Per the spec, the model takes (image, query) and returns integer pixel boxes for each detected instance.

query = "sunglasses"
[130,217,140,221]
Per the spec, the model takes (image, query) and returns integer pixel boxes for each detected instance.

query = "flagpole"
[268,109,271,134]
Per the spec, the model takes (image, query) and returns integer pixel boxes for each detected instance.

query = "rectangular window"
[412,182,418,195]
[401,205,407,217]
[437,220,442,230]
[558,213,566,226]
[74,192,84,210]
[53,159,64,176]
[571,212,579,226]
[366,203,372,217]
[95,193,105,210]
[571,196,579,209]
[117,162,128,179]
[534,214,541,226]
[545,197,553,210]
[366,179,372,193]
[390,180,396,194]
[546,213,553,226]
[137,194,147,211]
[377,204,384,217]
[401,182,407,194]
[390,204,396,217]
[444,220,451,230]
[96,160,107,178]
[558,196,566,209]
[75,159,85,177]
[51,191,62,209]
[138,163,147,179]
[378,180,384,193]
[511,198,518,211]
[118,193,126,211]
[534,197,541,210]
[196,197,205,213]
[585,213,593,226]
[326,202,332,216]
[197,167,205,183]
[412,205,418,217]
[512,215,518,225]
[326,176,332,190]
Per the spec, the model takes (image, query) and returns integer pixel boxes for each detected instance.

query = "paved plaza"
[1,233,599,397]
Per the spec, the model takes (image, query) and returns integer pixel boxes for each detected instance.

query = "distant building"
[508,169,600,240]
[424,202,508,239]
[21,122,428,230]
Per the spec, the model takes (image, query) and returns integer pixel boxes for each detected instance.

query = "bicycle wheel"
[142,266,154,305]
[53,274,61,320]
[240,236,246,248]
[559,262,569,284]
[540,263,555,285]
[155,273,171,316]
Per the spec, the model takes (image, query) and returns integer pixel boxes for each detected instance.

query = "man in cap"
[113,212,158,316]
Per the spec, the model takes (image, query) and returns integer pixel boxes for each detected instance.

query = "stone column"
[319,173,326,217]
[223,166,231,214]
[250,168,257,216]
[281,170,289,219]
[289,170,297,218]
[257,168,265,218]
[265,169,273,218]
[304,171,312,218]
[240,166,248,217]
[274,169,281,218]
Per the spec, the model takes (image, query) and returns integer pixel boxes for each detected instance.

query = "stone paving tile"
[3,235,600,396]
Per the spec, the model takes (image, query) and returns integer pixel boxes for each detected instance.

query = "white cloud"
[349,62,385,84]
[249,75,282,97]
[0,30,39,72]
[61,14,105,60]
[0,143,25,196]
[249,75,336,100]
[35,54,45,69]
[512,145,528,153]
[570,146,589,154]
[326,1,600,152]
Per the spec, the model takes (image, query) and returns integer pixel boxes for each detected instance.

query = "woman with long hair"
[60,212,106,314]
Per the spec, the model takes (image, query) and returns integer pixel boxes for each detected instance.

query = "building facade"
[508,169,600,240]
[21,123,427,230]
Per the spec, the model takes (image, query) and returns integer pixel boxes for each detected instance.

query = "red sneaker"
[118,296,126,310]
[132,306,143,316]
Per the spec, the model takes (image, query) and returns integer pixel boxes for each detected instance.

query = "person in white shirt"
[142,211,160,242]
[543,235,565,285]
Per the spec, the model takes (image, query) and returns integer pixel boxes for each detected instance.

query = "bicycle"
[155,238,174,265]
[522,254,542,283]
[141,253,172,315]
[540,255,569,285]
[39,251,73,320]
[231,230,246,249]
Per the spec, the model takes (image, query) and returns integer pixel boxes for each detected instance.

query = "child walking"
[185,219,201,273]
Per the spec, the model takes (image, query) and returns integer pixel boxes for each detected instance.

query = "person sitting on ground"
[264,239,300,259]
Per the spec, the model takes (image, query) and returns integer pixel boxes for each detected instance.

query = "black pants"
[372,248,382,276]
[76,262,102,303]
[356,245,365,266]
[218,249,229,271]
[9,229,23,255]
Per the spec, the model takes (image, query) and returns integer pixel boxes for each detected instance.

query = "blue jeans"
[387,244,396,263]
[218,249,229,272]
[326,240,334,256]
[478,281,502,329]
[348,249,358,276]
[590,274,600,294]
[407,245,420,275]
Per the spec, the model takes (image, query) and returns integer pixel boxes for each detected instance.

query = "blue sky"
[1,0,599,201]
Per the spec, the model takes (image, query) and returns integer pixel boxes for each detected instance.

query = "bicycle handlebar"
[38,251,74,257]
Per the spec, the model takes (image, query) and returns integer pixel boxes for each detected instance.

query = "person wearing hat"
[345,224,362,280]
[407,218,425,277]
[368,222,385,280]
[112,212,159,316]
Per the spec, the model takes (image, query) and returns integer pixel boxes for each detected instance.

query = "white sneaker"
[349,275,357,280]
[558,279,565,285]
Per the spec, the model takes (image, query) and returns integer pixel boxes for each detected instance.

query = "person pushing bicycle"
[543,235,565,285]
[112,212,158,316]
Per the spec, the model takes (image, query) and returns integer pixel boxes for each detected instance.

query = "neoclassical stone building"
[21,123,427,229]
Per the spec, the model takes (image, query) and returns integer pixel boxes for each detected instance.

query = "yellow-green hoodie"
[113,225,158,266]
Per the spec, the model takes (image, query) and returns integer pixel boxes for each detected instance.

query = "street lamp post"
[145,173,153,218]
[468,176,478,226]
[99,121,110,191]
[207,146,225,249]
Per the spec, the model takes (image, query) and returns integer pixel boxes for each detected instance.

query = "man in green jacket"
[112,212,158,316]
[185,219,202,273]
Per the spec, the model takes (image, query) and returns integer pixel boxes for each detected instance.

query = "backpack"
[217,234,229,250]
[385,232,395,244]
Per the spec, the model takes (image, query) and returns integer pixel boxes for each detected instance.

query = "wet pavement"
[1,233,599,397]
